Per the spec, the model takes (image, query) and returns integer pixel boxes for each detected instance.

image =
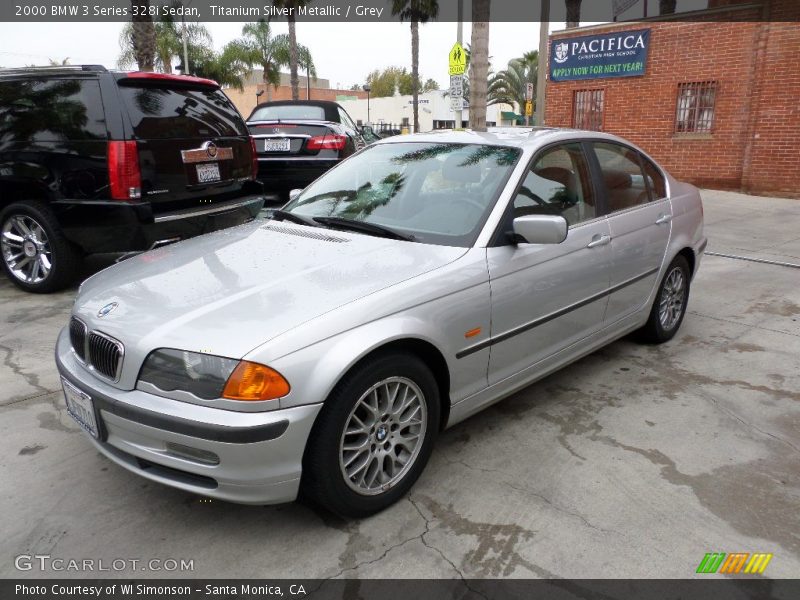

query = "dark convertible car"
[247,100,368,201]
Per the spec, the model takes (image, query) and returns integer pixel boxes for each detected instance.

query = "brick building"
[545,0,800,198]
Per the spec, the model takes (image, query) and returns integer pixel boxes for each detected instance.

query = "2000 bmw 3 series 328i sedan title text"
[56,128,705,517]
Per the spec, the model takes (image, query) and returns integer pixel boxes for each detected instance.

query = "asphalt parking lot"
[1,189,798,579]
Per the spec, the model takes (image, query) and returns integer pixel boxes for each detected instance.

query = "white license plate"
[264,138,291,152]
[63,378,98,439]
[196,162,221,183]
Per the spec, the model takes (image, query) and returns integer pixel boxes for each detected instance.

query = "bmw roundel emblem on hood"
[97,302,119,318]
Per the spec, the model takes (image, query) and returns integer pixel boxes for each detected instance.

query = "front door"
[486,142,612,385]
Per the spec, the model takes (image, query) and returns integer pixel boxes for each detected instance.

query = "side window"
[0,78,106,143]
[338,107,357,131]
[592,143,650,212]
[641,157,667,200]
[512,143,596,226]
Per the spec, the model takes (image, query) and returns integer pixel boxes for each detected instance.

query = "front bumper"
[55,328,321,504]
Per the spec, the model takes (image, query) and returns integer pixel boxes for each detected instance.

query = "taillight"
[107,141,141,200]
[306,134,347,151]
[249,136,258,180]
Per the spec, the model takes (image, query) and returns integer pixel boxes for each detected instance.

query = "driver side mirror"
[512,215,568,245]
[288,188,303,202]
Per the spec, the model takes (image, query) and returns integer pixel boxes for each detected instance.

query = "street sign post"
[449,42,467,76]
[449,42,467,128]
[525,82,534,101]
[525,101,533,117]
[450,73,464,112]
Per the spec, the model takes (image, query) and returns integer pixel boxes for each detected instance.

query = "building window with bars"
[675,81,717,133]
[573,89,605,131]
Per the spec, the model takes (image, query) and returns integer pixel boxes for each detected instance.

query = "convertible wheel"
[637,255,691,344]
[301,352,440,517]
[0,201,80,293]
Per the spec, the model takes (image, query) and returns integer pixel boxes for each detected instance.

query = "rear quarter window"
[0,78,107,143]
[118,84,247,139]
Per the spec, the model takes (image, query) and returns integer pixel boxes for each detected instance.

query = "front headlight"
[138,349,290,402]
[139,349,238,400]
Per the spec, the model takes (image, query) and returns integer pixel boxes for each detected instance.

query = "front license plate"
[62,378,98,439]
[196,162,221,183]
[264,138,291,152]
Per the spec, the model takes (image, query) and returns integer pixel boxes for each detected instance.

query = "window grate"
[675,81,717,133]
[573,89,604,131]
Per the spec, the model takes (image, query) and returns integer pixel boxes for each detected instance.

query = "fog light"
[165,442,220,466]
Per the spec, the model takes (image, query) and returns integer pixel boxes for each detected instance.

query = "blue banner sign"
[550,29,650,82]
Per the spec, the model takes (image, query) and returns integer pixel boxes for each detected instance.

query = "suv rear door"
[114,74,254,213]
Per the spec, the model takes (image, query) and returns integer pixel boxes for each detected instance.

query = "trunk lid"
[114,74,254,213]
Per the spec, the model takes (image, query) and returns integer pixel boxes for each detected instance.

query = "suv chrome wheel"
[659,266,686,331]
[339,376,427,496]
[1,214,52,285]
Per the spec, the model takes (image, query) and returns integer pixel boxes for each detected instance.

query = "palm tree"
[391,0,439,133]
[118,20,211,73]
[660,0,677,14]
[469,0,490,131]
[488,53,538,117]
[272,1,312,100]
[130,1,157,71]
[224,21,291,101]
[566,0,582,28]
[298,45,317,100]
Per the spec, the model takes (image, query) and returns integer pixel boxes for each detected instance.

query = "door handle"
[587,234,612,248]
[655,214,673,225]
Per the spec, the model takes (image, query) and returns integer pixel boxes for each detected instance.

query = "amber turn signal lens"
[222,361,290,401]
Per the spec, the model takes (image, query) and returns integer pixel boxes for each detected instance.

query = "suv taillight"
[249,136,258,180]
[306,134,347,151]
[108,141,142,200]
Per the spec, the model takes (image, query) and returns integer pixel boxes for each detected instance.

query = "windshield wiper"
[271,209,321,228]
[312,217,415,241]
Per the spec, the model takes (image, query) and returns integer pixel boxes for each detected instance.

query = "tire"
[0,201,81,293]
[637,255,691,344]
[301,352,441,518]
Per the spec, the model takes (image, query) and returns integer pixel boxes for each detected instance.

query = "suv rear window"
[0,78,107,142]
[250,105,326,121]
[118,83,247,139]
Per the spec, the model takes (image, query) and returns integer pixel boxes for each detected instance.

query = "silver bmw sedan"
[56,128,706,517]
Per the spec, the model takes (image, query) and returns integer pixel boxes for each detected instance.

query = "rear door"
[114,75,253,213]
[589,142,672,324]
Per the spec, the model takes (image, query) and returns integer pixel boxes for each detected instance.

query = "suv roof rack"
[0,64,108,75]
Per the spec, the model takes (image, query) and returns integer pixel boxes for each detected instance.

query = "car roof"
[0,64,108,80]
[252,100,342,108]
[375,127,636,150]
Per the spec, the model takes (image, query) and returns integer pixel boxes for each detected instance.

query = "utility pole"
[534,1,550,126]
[456,0,463,128]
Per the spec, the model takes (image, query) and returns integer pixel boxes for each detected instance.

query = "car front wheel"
[301,352,440,517]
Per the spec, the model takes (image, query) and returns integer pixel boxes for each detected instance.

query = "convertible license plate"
[196,162,221,183]
[265,138,291,152]
[62,378,98,439]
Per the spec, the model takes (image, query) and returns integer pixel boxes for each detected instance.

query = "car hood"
[74,219,466,365]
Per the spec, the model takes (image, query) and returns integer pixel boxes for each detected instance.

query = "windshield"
[250,104,326,121]
[282,142,520,247]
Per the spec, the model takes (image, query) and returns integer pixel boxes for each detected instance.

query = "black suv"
[0,65,265,293]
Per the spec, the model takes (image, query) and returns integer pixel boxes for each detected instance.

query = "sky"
[0,21,558,90]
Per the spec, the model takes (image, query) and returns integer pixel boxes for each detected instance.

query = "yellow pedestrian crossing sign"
[449,42,467,76]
